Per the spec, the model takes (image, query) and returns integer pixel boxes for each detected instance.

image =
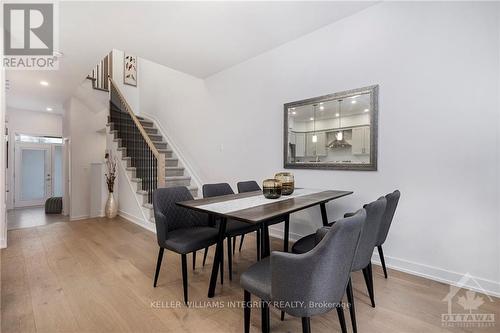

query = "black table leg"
[283,214,290,252]
[320,202,329,226]
[261,222,271,258]
[208,216,227,298]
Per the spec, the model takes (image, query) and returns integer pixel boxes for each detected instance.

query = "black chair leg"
[336,304,348,333]
[192,251,196,270]
[280,311,285,321]
[181,254,188,305]
[256,229,261,261]
[346,277,357,333]
[261,300,270,333]
[203,247,208,266]
[301,317,311,333]
[239,234,245,252]
[233,236,237,254]
[362,263,375,308]
[283,216,290,252]
[227,236,233,281]
[220,241,224,285]
[244,290,251,333]
[377,245,388,278]
[153,248,164,287]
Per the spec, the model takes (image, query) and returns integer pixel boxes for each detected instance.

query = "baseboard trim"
[70,214,90,221]
[0,237,6,249]
[269,226,500,298]
[371,252,500,298]
[118,210,156,233]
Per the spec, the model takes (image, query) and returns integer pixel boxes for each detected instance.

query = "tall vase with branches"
[104,151,118,218]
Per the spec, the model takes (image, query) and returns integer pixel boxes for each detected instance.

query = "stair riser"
[165,169,184,177]
[154,142,168,150]
[165,159,179,167]
[148,134,163,141]
[165,179,191,187]
[140,120,154,127]
[144,127,158,135]
[119,148,173,159]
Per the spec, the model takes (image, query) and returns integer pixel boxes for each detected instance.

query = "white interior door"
[14,144,52,207]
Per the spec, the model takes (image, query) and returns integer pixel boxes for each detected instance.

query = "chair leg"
[203,247,209,266]
[301,317,311,333]
[153,248,164,288]
[181,254,188,305]
[227,236,233,281]
[283,215,290,252]
[239,234,245,252]
[261,300,270,333]
[362,264,375,308]
[220,241,224,285]
[244,290,251,333]
[233,236,237,254]
[336,304,348,333]
[192,251,196,270]
[280,311,285,321]
[346,277,357,333]
[377,245,388,278]
[256,229,261,261]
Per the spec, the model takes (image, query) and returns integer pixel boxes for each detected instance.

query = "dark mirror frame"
[283,85,378,171]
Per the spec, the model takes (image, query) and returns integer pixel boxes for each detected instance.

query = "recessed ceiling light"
[309,117,314,121]
[335,113,340,117]
[46,107,53,111]
[319,106,325,111]
[364,108,369,112]
[40,80,49,86]
[351,100,357,104]
[292,111,296,115]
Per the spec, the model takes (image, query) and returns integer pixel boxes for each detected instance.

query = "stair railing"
[108,77,165,203]
[87,54,111,91]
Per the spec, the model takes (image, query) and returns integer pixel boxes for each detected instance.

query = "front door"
[14,144,52,207]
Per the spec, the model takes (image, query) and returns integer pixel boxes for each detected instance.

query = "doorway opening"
[9,133,67,230]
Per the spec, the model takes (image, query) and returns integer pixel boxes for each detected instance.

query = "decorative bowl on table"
[262,179,282,199]
[275,172,294,195]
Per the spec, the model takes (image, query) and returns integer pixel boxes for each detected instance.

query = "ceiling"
[6,1,376,114]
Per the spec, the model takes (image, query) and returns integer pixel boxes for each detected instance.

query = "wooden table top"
[177,189,353,223]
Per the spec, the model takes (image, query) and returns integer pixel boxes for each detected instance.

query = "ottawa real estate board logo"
[441,273,495,328]
[3,2,59,70]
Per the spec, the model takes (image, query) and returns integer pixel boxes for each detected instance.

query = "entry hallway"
[2,217,499,333]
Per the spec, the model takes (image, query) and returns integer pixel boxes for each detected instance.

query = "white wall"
[138,56,210,182]
[138,2,500,294]
[5,108,63,209]
[64,95,107,220]
[112,49,140,114]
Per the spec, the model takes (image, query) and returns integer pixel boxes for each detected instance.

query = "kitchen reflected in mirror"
[284,85,378,171]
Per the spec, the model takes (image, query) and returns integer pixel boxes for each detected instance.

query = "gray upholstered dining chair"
[292,196,387,333]
[240,210,366,333]
[152,186,219,305]
[375,190,401,278]
[200,183,261,282]
[237,180,291,253]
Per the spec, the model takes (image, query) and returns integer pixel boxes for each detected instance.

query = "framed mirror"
[284,85,378,171]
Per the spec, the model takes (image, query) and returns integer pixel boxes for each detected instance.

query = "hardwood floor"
[2,217,499,333]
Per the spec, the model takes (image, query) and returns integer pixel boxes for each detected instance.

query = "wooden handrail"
[108,77,165,188]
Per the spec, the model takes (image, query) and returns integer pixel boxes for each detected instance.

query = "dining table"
[177,188,353,298]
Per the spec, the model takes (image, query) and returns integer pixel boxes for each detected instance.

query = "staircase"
[105,78,199,223]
